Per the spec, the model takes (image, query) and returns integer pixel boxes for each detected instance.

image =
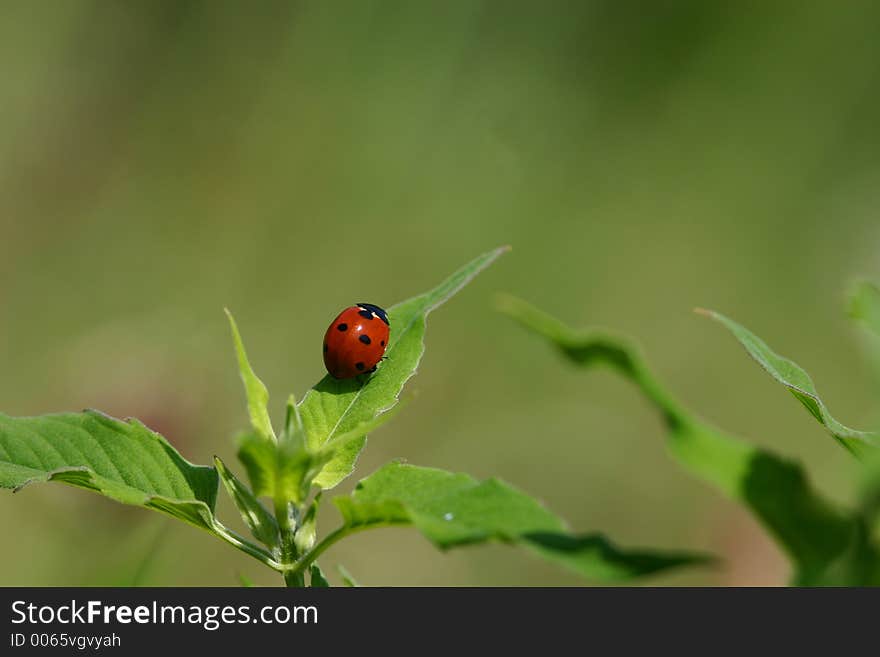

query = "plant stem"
[274,498,296,555]
[284,521,405,580]
[283,569,306,587]
[212,520,284,571]
[274,497,304,587]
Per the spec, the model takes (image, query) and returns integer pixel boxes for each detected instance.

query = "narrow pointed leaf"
[698,309,879,458]
[0,411,218,531]
[214,457,280,551]
[226,309,275,442]
[299,247,509,489]
[280,395,305,451]
[334,463,711,582]
[499,295,877,584]
[310,563,331,587]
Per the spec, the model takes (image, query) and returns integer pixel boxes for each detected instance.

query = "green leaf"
[311,400,406,485]
[237,406,400,505]
[337,564,360,587]
[237,572,254,587]
[226,309,275,442]
[849,280,880,338]
[698,309,879,458]
[233,395,324,509]
[0,410,218,531]
[498,295,878,584]
[280,395,305,451]
[214,457,280,551]
[309,563,330,587]
[298,246,509,489]
[236,432,325,505]
[334,462,711,582]
[294,492,321,554]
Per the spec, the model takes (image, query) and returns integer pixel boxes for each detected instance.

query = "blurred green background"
[2,1,879,586]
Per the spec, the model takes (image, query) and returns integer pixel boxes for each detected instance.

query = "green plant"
[498,285,880,586]
[0,248,709,586]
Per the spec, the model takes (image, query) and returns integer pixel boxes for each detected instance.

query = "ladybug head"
[356,302,389,325]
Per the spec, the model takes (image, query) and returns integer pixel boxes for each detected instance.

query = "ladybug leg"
[368,365,378,373]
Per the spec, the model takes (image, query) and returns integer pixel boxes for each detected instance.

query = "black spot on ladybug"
[358,309,373,320]
[359,335,371,345]
[337,323,348,331]
[355,362,365,371]
[380,340,385,346]
[323,343,328,352]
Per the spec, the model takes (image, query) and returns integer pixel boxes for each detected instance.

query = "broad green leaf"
[849,280,880,338]
[215,457,280,551]
[698,309,879,458]
[299,246,509,489]
[498,295,877,584]
[310,400,406,487]
[334,463,711,582]
[226,309,275,442]
[310,563,330,587]
[337,564,360,587]
[0,411,218,531]
[522,532,714,582]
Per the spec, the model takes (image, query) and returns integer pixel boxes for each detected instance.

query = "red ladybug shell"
[323,303,390,379]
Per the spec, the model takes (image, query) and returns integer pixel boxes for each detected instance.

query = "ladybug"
[322,302,390,379]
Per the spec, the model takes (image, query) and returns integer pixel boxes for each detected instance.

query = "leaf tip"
[224,309,242,342]
[487,245,512,264]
